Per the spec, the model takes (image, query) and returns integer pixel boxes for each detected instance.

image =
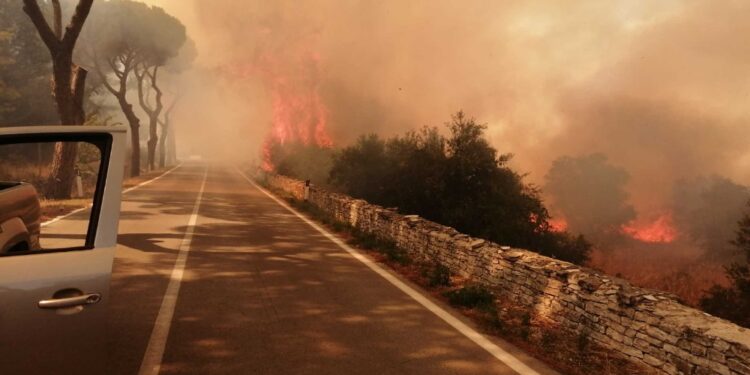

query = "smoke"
[143,0,750,212]
[540,1,750,214]
[123,0,750,305]
[544,154,635,241]
[673,176,750,259]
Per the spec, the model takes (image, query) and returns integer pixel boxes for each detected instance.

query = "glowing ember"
[548,217,568,232]
[620,213,678,243]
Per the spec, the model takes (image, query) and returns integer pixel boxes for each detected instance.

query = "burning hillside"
[620,213,678,244]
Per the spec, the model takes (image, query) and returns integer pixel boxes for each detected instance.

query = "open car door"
[0,126,126,374]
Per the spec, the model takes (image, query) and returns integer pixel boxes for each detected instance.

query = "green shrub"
[444,285,495,312]
[328,111,592,264]
[426,262,452,287]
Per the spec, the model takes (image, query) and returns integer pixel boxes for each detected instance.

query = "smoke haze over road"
[142,0,750,220]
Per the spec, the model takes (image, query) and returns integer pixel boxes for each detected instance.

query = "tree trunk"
[118,100,141,178]
[45,142,78,198]
[135,65,162,172]
[158,122,168,168]
[45,53,85,198]
[23,0,94,199]
[98,56,142,178]
[168,125,177,165]
[147,114,158,171]
[160,95,179,168]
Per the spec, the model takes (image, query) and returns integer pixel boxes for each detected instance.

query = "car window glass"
[0,141,102,254]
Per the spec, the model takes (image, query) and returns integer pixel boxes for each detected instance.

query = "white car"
[0,126,126,374]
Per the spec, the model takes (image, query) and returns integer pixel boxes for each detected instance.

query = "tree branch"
[135,62,154,115]
[160,93,181,128]
[61,0,94,50]
[51,0,62,39]
[22,0,60,52]
[71,65,88,123]
[94,60,119,96]
[150,66,164,115]
[107,57,124,79]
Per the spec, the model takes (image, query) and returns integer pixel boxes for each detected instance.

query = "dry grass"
[588,242,730,306]
[0,163,50,188]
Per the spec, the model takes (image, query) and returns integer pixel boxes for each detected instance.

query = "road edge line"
[235,168,540,375]
[41,163,184,228]
[123,163,184,194]
[138,166,209,375]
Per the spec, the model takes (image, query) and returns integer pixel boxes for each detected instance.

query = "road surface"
[58,163,560,374]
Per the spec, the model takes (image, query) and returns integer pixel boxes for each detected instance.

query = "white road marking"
[138,167,209,375]
[40,205,90,228]
[41,164,183,228]
[123,163,183,194]
[235,168,541,375]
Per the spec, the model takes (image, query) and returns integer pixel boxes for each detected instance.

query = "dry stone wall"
[264,173,750,375]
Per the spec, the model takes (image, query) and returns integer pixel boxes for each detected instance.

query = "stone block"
[644,354,665,367]
[669,354,695,375]
[728,358,750,375]
[646,326,678,345]
[707,348,726,364]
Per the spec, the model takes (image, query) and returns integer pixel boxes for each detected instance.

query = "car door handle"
[38,293,102,309]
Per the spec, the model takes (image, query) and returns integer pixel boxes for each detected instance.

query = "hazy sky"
[138,0,750,215]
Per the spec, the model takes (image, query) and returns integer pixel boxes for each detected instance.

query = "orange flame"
[548,217,568,233]
[221,45,332,171]
[260,51,333,171]
[620,213,678,243]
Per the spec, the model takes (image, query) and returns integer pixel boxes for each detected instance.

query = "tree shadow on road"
[106,167,538,375]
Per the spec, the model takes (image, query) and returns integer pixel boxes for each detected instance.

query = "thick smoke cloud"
[144,0,750,217]
[673,176,750,259]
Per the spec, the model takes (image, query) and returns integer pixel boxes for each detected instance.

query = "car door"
[0,126,126,375]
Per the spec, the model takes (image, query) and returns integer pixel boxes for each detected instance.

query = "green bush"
[425,263,452,287]
[444,285,495,312]
[329,111,591,264]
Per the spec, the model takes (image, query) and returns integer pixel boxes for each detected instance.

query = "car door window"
[0,138,108,254]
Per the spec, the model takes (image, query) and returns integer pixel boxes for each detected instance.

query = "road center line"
[235,168,540,375]
[138,166,209,375]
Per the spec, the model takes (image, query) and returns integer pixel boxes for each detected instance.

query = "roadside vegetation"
[273,111,591,264]
[268,111,750,329]
[700,203,750,327]
[2,0,187,224]
[2,0,189,195]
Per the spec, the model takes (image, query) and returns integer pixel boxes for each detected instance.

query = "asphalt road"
[99,163,557,374]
